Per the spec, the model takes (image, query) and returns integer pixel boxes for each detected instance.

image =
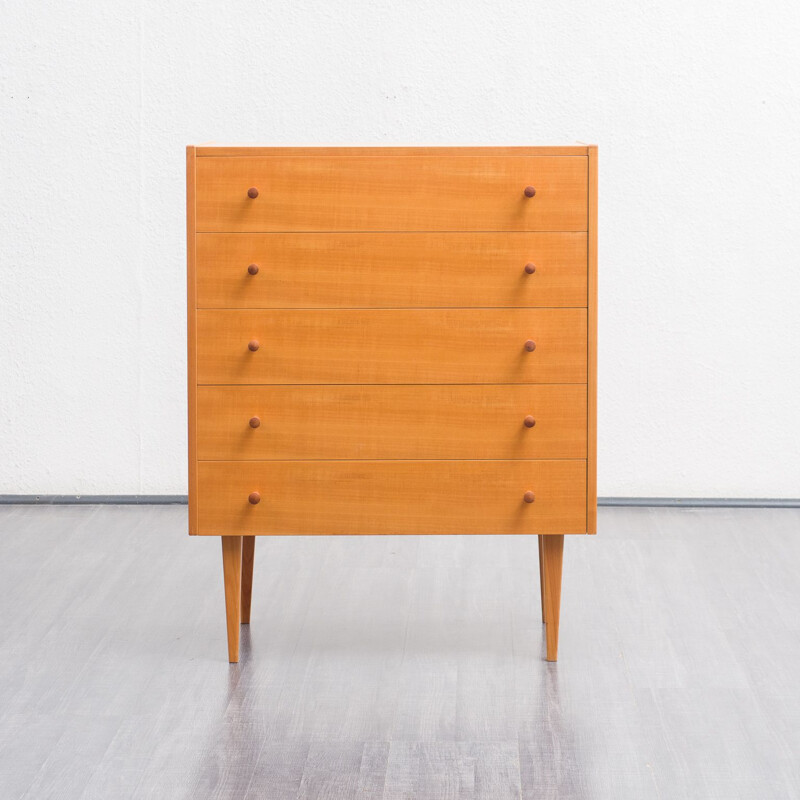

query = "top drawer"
[195,156,588,233]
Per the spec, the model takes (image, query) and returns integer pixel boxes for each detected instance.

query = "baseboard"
[599,497,800,508]
[1,495,799,508]
[0,495,187,505]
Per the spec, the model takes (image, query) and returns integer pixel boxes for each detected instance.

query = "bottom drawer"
[195,460,587,536]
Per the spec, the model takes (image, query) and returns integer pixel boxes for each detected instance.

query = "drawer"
[196,385,587,460]
[196,460,587,535]
[195,232,587,309]
[195,309,587,385]
[195,156,588,232]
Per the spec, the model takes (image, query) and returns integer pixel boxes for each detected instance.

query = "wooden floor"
[0,505,798,799]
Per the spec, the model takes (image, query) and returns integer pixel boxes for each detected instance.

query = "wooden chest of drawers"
[187,145,598,663]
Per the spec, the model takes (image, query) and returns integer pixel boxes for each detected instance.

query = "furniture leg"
[541,534,564,662]
[537,534,546,623]
[241,536,255,624]
[221,536,243,663]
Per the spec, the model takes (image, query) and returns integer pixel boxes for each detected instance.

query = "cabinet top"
[189,145,596,157]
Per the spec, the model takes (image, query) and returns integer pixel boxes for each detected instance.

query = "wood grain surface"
[195,232,587,308]
[195,308,587,385]
[196,384,587,460]
[196,459,587,536]
[195,156,588,232]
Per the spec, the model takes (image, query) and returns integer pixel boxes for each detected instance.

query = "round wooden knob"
[524,415,536,428]
[523,186,536,198]
[247,263,259,275]
[524,263,536,274]
[248,340,260,352]
[248,492,261,505]
[523,491,535,504]
[524,340,536,352]
[249,416,261,428]
[247,187,259,199]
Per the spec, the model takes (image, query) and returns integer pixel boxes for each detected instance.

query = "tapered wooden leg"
[537,535,546,623]
[541,534,564,662]
[241,536,255,624]
[221,536,242,663]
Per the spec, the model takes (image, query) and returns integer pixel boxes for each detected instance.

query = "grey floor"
[0,505,799,799]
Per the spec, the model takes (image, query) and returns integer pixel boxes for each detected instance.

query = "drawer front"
[196,385,587,460]
[196,232,587,309]
[195,156,588,232]
[196,460,587,535]
[196,309,587,385]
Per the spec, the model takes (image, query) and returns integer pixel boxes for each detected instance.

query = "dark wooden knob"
[524,340,536,352]
[248,492,261,505]
[247,263,259,275]
[524,263,536,274]
[249,416,261,428]
[524,415,536,428]
[523,186,536,198]
[523,491,535,504]
[247,187,259,199]
[248,340,260,352]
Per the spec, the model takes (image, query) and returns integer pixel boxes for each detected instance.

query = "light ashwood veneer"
[196,232,587,308]
[195,308,587,385]
[197,460,587,537]
[196,384,587,461]
[195,155,588,232]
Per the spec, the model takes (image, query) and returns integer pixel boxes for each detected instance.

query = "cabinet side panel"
[587,146,598,534]
[187,146,198,534]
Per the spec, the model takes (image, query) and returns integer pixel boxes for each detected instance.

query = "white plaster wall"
[2,1,799,497]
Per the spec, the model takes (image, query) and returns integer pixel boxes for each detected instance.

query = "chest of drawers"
[187,145,598,663]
